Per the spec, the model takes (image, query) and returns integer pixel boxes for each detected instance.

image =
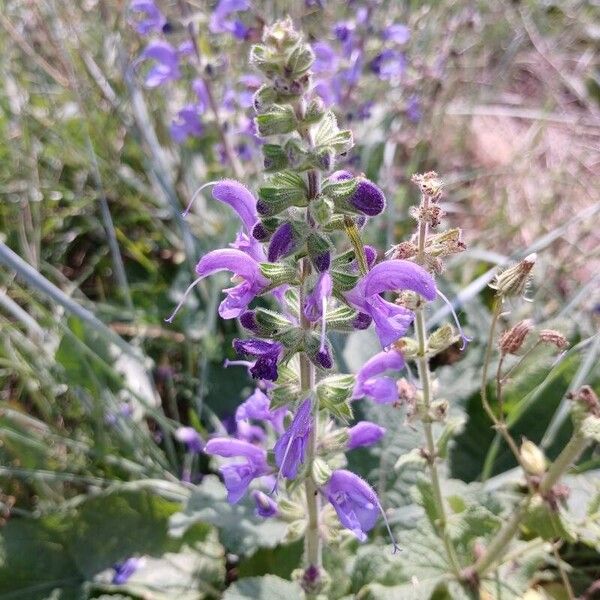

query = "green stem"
[414,191,461,577]
[539,431,588,495]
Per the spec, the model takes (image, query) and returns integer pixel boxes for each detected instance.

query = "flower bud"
[307,232,332,273]
[520,439,546,476]
[278,498,305,522]
[304,96,325,124]
[262,143,288,172]
[296,564,331,597]
[309,195,335,226]
[252,490,278,517]
[352,312,372,330]
[490,254,536,298]
[312,457,333,486]
[267,222,304,262]
[284,519,306,542]
[347,178,385,216]
[428,324,460,355]
[239,310,259,333]
[347,421,385,449]
[262,17,301,49]
[538,329,568,350]
[252,84,277,113]
[255,104,297,137]
[319,429,349,454]
[392,337,420,358]
[499,319,533,355]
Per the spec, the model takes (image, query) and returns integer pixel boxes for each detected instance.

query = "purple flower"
[333,21,354,43]
[330,172,385,217]
[268,222,299,262]
[312,42,338,73]
[129,0,166,35]
[204,437,269,503]
[112,557,143,584]
[370,50,406,80]
[236,419,266,444]
[314,80,335,107]
[233,338,283,381]
[175,426,204,453]
[165,249,269,323]
[212,180,258,233]
[209,0,249,35]
[170,105,203,143]
[274,398,313,479]
[353,349,405,404]
[347,421,386,449]
[304,272,332,323]
[141,40,180,88]
[321,470,379,542]
[345,260,436,347]
[236,387,286,432]
[407,95,422,123]
[192,78,210,111]
[384,24,410,44]
[252,490,278,517]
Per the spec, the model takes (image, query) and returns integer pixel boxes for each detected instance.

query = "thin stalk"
[552,542,575,600]
[539,431,588,495]
[300,258,322,577]
[177,0,243,178]
[414,192,461,577]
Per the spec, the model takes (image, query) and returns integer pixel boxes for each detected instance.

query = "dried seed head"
[388,240,418,260]
[490,253,536,298]
[538,329,569,350]
[499,319,534,355]
[568,385,600,418]
[396,290,422,310]
[411,171,443,201]
[410,203,444,227]
[520,439,546,476]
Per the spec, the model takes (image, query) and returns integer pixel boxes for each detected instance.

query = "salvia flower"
[236,387,286,432]
[204,438,270,503]
[274,398,313,480]
[347,421,386,449]
[353,349,405,404]
[140,40,181,88]
[175,426,204,453]
[129,0,166,35]
[209,0,249,36]
[165,249,269,323]
[345,260,437,347]
[233,338,283,381]
[170,105,203,143]
[112,557,144,584]
[252,490,279,517]
[322,470,396,546]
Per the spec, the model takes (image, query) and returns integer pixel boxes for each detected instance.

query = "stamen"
[376,498,402,554]
[164,276,203,323]
[182,181,219,217]
[224,359,253,369]
[319,296,328,352]
[436,288,472,350]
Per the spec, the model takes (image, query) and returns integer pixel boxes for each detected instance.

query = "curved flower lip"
[274,398,313,480]
[205,437,266,464]
[304,272,333,323]
[175,426,204,453]
[347,421,386,449]
[252,490,278,518]
[353,350,405,402]
[195,248,268,287]
[212,180,258,233]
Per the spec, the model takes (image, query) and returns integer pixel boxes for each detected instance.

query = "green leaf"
[169,476,288,555]
[223,575,301,600]
[522,495,577,543]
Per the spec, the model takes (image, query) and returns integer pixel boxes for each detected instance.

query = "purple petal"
[252,490,278,517]
[384,24,410,44]
[304,272,332,322]
[354,350,404,400]
[175,427,204,453]
[195,249,266,286]
[274,398,313,479]
[205,437,266,465]
[347,421,386,449]
[349,179,385,216]
[212,180,258,232]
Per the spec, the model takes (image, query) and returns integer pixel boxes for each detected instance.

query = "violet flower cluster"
[128,0,261,158]
[166,18,439,590]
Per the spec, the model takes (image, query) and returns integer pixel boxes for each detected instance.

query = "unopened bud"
[499,320,534,355]
[428,324,460,355]
[284,519,306,542]
[520,439,546,476]
[295,565,331,597]
[393,337,419,358]
[263,17,301,49]
[490,254,536,297]
[311,457,333,486]
[538,329,568,350]
[278,498,305,522]
[319,429,349,454]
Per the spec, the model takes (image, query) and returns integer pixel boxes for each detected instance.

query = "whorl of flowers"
[167,18,437,593]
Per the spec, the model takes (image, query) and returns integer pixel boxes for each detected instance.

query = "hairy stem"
[414,193,461,577]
